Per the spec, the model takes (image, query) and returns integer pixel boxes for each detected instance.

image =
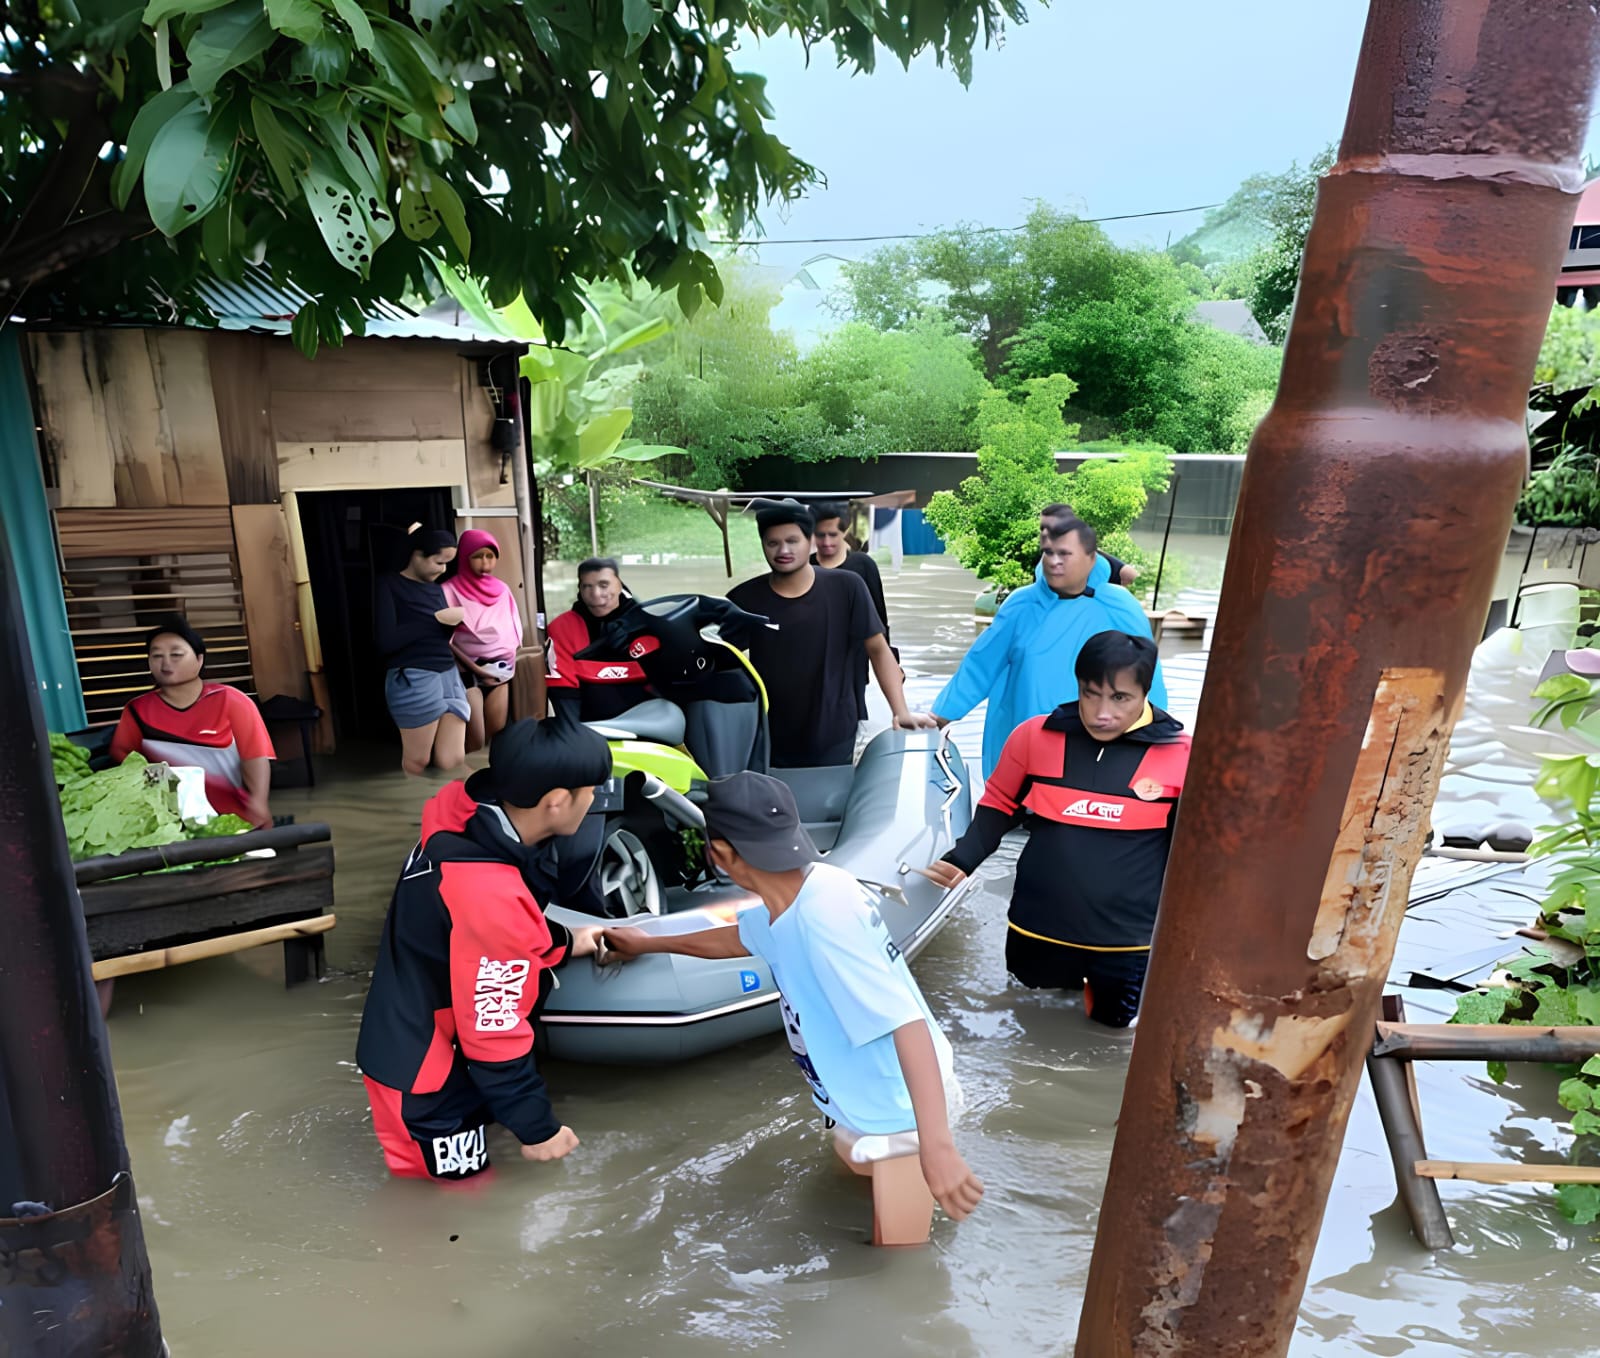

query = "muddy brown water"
[108,554,1599,1356]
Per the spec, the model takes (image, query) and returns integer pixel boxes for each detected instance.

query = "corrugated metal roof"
[192,266,523,347]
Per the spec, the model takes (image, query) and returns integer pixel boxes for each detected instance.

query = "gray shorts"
[385,667,470,729]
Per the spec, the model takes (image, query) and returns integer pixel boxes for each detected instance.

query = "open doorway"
[298,488,456,743]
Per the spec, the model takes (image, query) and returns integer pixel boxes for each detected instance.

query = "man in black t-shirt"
[728,501,935,767]
[810,500,896,721]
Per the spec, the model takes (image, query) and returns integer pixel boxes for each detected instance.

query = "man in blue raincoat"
[932,517,1167,778]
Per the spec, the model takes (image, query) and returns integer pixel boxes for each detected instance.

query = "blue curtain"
[0,333,87,732]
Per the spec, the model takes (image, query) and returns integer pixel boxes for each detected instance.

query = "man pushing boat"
[599,771,983,1245]
[356,718,610,1180]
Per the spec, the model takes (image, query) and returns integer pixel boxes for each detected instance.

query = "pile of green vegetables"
[50,734,252,862]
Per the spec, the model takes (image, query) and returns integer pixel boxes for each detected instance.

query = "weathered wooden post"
[1075,3,1600,1354]
[0,512,164,1354]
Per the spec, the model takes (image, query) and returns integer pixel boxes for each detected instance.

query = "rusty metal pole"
[0,508,164,1354]
[1075,4,1600,1355]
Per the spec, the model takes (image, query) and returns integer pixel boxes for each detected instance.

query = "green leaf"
[200,194,243,279]
[424,177,470,260]
[609,441,679,462]
[574,408,633,467]
[1583,1055,1600,1077]
[397,178,439,241]
[250,98,304,199]
[408,0,449,28]
[289,29,350,83]
[1534,984,1584,1027]
[441,88,477,143]
[143,0,234,25]
[266,0,322,42]
[1534,674,1594,703]
[184,0,276,98]
[144,102,235,235]
[1556,1182,1600,1224]
[325,0,375,53]
[155,16,173,89]
[1452,989,1512,1025]
[1505,950,1556,983]
[601,315,671,357]
[1487,1059,1509,1084]
[296,149,394,276]
[622,0,654,51]
[1573,1107,1600,1135]
[291,303,321,358]
[1559,1076,1598,1111]
[111,84,197,210]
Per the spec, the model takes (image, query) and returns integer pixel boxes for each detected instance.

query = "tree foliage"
[1237,145,1337,345]
[0,0,1024,349]
[922,375,1172,591]
[630,262,991,485]
[833,204,1278,452]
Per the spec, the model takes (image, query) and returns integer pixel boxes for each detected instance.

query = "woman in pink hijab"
[442,529,524,749]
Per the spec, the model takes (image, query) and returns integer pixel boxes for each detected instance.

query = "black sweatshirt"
[944,703,1190,949]
[375,573,457,673]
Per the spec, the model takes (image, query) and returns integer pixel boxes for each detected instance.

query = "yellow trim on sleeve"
[1006,921,1152,953]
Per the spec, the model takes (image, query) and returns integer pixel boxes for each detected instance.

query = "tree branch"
[0,210,150,311]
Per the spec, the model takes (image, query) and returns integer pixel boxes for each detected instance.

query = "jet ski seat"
[584,698,687,748]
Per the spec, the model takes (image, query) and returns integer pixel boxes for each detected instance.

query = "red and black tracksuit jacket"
[943,704,1190,951]
[356,781,574,1166]
[546,598,651,723]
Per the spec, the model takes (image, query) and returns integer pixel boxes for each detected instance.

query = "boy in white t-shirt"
[600,771,982,1245]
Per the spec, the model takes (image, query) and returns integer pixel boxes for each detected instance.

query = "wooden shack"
[23,275,531,750]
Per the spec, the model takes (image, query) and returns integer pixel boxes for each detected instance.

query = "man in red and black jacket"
[924,631,1189,1028]
[356,717,610,1180]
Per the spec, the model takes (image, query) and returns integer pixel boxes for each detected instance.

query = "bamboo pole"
[91,915,336,981]
[1415,1161,1600,1185]
[1373,1023,1600,1064]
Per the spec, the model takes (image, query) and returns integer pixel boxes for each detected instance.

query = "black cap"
[464,716,612,808]
[699,771,819,871]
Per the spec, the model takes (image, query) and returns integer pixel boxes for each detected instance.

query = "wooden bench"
[75,822,337,992]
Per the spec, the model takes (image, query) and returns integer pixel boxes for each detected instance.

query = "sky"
[728,1,1595,342]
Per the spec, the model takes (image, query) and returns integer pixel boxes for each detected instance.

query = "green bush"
[923,376,1172,591]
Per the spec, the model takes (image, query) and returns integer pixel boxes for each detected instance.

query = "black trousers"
[1005,928,1149,1029]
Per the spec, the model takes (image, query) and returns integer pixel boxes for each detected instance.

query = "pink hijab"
[451,530,510,606]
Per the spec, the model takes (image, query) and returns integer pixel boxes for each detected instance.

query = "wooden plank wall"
[31,331,229,508]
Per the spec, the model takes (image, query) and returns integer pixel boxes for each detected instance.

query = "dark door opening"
[298,488,455,743]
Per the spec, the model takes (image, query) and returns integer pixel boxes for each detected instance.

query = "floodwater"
[106,550,1600,1357]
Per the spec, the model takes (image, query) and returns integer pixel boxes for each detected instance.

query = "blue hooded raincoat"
[932,556,1167,778]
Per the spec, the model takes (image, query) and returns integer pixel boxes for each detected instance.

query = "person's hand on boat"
[921,860,967,890]
[568,926,602,958]
[920,1138,984,1221]
[521,1126,579,1162]
[435,606,465,627]
[599,926,650,962]
[892,710,939,731]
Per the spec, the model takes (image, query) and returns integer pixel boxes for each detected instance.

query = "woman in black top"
[375,528,470,775]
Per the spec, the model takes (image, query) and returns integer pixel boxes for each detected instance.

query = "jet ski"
[537,594,976,1064]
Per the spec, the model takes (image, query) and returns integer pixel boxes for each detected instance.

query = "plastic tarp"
[0,333,86,732]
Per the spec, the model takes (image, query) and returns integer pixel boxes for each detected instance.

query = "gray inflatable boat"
[540,726,975,1064]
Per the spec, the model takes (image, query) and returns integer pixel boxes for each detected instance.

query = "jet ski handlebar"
[572,593,772,662]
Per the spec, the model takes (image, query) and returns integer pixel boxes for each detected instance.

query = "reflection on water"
[105,555,1600,1357]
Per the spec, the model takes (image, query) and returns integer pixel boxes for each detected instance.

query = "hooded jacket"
[942,701,1189,949]
[356,781,574,1145]
[931,555,1167,778]
[547,596,651,723]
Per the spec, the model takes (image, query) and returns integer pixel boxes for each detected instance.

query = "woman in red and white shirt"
[110,616,275,827]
